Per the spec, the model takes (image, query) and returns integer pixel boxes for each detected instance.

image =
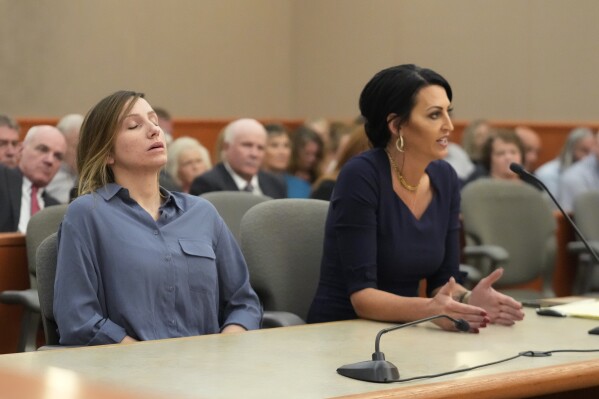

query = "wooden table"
[0,308,598,398]
[0,233,28,354]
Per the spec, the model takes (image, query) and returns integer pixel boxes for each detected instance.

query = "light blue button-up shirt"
[558,154,599,212]
[54,183,262,345]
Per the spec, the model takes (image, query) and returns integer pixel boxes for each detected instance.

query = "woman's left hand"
[468,268,525,325]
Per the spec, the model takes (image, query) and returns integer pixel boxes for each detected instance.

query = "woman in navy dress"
[307,65,524,332]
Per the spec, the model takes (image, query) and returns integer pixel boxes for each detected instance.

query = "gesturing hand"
[431,277,489,333]
[469,268,525,325]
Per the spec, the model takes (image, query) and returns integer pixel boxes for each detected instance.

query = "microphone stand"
[509,163,599,264]
[337,315,469,383]
[510,163,599,334]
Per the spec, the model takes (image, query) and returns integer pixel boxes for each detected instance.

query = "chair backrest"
[36,232,60,345]
[25,204,68,288]
[240,199,329,321]
[201,191,271,243]
[461,179,556,287]
[573,191,599,241]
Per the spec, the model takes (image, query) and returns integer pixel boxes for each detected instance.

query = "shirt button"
[167,286,174,292]
[169,320,175,326]
[164,256,171,262]
[153,230,158,235]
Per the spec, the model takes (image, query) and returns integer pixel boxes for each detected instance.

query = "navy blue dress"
[307,148,461,323]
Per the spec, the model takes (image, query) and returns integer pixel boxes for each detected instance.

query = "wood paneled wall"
[17,118,598,171]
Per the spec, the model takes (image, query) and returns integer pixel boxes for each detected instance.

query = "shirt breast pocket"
[179,239,217,293]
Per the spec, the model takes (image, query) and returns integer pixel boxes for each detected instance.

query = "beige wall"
[2,0,599,121]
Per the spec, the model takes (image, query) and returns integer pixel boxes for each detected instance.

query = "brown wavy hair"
[77,91,144,196]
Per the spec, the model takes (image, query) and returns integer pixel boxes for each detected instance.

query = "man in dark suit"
[189,118,286,198]
[0,125,66,232]
[0,114,21,168]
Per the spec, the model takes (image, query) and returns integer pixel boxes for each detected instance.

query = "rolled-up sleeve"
[54,215,127,345]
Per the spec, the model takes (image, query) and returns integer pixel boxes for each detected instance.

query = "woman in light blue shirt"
[535,127,595,196]
[54,91,262,345]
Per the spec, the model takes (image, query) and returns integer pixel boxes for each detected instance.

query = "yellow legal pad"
[547,299,599,320]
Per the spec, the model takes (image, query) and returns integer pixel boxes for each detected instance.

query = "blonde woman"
[54,91,261,346]
[166,137,212,193]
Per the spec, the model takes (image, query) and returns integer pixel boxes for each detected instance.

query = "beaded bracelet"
[459,290,472,304]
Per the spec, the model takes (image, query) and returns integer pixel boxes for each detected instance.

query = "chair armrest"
[261,311,306,328]
[567,241,599,257]
[0,288,40,311]
[463,245,510,265]
[459,264,483,284]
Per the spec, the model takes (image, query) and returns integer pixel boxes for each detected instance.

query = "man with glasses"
[0,125,66,232]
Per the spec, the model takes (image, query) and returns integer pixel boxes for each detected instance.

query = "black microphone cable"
[386,348,599,383]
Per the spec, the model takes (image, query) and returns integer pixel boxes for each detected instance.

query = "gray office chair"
[35,232,60,346]
[0,204,67,351]
[461,179,557,300]
[240,198,329,328]
[201,191,272,243]
[568,191,599,294]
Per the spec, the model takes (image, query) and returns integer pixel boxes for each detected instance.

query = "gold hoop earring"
[395,135,405,153]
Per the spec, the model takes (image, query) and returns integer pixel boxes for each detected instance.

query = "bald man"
[189,118,286,198]
[0,125,66,232]
[515,126,542,171]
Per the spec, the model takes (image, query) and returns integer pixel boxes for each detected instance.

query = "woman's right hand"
[429,277,490,333]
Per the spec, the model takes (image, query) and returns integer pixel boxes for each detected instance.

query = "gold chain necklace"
[385,149,419,192]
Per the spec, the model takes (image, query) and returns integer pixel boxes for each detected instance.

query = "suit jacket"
[189,163,287,199]
[0,165,60,232]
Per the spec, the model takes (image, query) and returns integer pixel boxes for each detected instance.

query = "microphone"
[337,315,470,383]
[509,163,599,264]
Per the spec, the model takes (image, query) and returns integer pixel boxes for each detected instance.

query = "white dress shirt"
[223,162,264,196]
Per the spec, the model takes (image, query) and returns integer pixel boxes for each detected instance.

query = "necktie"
[243,183,254,193]
[31,185,41,216]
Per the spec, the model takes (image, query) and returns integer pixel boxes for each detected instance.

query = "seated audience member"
[54,91,262,346]
[558,131,599,212]
[461,119,491,165]
[311,126,371,201]
[463,129,526,186]
[0,125,66,232]
[154,107,174,144]
[165,136,212,193]
[321,121,353,174]
[305,117,331,151]
[45,114,84,203]
[444,142,475,181]
[536,127,595,196]
[189,118,286,198]
[263,123,310,198]
[515,126,542,171]
[212,127,226,164]
[151,107,180,191]
[0,114,21,168]
[307,64,524,331]
[288,126,324,184]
